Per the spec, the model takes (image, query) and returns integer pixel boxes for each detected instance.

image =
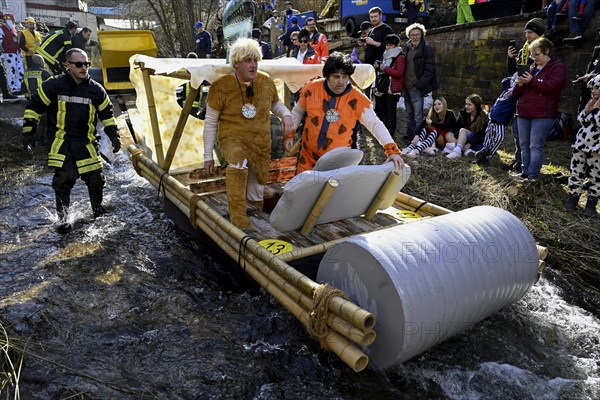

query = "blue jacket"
[489,77,517,126]
[195,30,212,54]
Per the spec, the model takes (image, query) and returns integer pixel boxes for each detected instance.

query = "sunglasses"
[299,39,308,43]
[67,61,91,68]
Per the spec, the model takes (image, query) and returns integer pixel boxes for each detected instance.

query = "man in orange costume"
[285,52,404,173]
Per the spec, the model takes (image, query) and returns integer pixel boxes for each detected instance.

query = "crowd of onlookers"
[0,12,94,102]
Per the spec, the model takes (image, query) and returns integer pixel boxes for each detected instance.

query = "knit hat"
[252,28,261,39]
[525,18,546,36]
[384,34,400,46]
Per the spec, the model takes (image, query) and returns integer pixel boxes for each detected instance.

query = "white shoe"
[422,146,438,156]
[401,147,412,155]
[406,149,420,157]
[464,149,475,157]
[442,143,456,154]
[446,148,462,159]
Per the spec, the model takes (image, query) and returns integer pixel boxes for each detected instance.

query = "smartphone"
[509,39,517,50]
[517,64,529,76]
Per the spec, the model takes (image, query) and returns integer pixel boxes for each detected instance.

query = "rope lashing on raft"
[189,194,203,229]
[308,284,350,348]
[157,172,168,201]
[413,200,429,213]
[129,148,146,176]
[237,235,252,272]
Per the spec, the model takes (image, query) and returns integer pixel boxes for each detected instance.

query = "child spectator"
[563,74,600,216]
[402,97,456,157]
[474,75,518,165]
[445,94,488,158]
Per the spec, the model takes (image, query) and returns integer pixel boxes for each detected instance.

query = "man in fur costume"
[284,51,404,174]
[203,38,293,231]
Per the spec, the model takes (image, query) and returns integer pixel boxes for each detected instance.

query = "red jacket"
[383,55,406,93]
[514,58,566,119]
[1,25,20,53]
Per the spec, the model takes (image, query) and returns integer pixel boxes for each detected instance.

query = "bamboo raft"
[124,56,548,371]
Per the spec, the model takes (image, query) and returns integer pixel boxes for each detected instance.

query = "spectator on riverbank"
[474,76,518,165]
[564,74,600,216]
[456,0,475,24]
[0,13,25,93]
[71,27,93,51]
[278,16,299,57]
[373,34,406,141]
[403,96,456,157]
[445,94,489,159]
[402,22,437,142]
[563,0,597,44]
[513,37,566,182]
[305,17,329,61]
[503,17,546,173]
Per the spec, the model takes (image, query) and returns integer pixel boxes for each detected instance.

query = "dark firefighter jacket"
[23,72,118,174]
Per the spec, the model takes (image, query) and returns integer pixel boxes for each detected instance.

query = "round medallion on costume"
[242,103,256,119]
[325,109,340,123]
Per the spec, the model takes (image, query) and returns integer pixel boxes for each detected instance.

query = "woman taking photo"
[445,94,488,159]
[513,37,566,182]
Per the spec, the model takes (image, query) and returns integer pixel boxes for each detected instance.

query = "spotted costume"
[568,106,600,197]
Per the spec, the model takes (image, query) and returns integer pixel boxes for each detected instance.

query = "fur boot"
[226,167,253,230]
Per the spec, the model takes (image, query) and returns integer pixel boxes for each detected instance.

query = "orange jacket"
[309,32,329,61]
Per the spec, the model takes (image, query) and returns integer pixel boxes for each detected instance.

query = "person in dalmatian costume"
[0,13,25,94]
[564,74,600,216]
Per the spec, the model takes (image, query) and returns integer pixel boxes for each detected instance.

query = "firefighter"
[23,48,121,233]
[35,21,78,75]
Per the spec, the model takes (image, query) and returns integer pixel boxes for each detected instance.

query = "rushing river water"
[1,122,599,399]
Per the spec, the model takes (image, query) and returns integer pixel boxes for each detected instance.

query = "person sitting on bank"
[284,51,404,174]
[445,94,489,159]
[403,96,456,157]
[203,38,293,231]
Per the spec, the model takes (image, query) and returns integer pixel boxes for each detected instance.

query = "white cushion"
[313,147,364,171]
[269,163,411,232]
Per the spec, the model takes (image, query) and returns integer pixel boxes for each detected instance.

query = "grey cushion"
[313,147,364,171]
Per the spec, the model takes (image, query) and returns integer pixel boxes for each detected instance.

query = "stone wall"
[425,11,600,122]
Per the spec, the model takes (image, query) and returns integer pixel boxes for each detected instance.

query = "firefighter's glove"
[111,135,121,153]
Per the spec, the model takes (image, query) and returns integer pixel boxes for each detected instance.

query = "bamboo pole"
[138,165,375,347]
[536,245,548,261]
[300,179,338,235]
[395,192,453,215]
[136,167,370,370]
[129,147,375,331]
[162,85,199,172]
[139,63,165,166]
[129,145,375,330]
[364,170,401,221]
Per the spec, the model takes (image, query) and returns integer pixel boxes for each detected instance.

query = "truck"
[340,0,428,37]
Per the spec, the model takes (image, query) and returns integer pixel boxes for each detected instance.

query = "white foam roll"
[317,206,540,368]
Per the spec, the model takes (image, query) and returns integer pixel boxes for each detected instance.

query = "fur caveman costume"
[206,71,277,184]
